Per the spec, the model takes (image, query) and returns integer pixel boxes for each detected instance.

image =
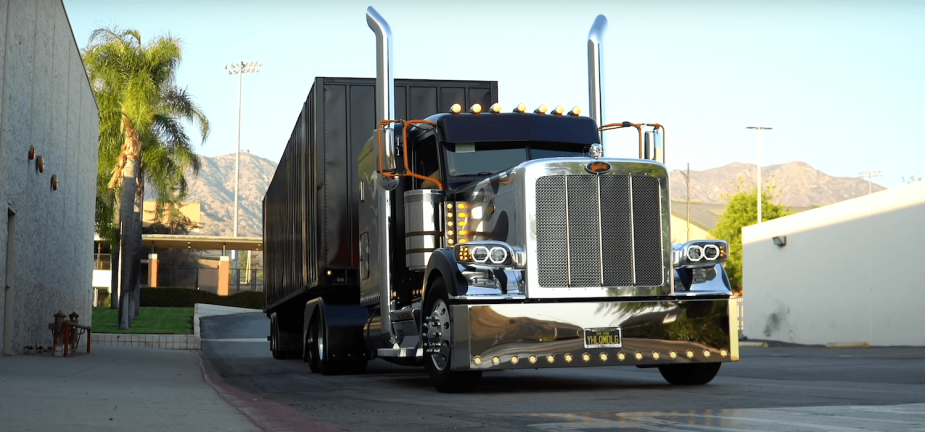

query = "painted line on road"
[195,351,349,432]
[201,338,268,343]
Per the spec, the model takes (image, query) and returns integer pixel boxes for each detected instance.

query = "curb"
[91,333,201,350]
[739,341,769,348]
[825,342,871,348]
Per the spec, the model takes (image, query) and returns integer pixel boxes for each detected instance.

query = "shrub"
[141,288,264,309]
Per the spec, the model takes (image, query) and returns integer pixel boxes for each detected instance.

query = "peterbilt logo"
[585,161,612,174]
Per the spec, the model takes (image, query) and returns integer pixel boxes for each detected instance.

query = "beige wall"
[742,181,925,346]
[0,0,99,355]
[670,214,711,243]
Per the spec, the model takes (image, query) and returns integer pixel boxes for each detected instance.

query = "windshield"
[444,141,589,177]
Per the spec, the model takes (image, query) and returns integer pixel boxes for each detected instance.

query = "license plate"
[583,327,622,349]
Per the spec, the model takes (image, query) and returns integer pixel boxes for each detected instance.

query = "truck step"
[377,347,423,358]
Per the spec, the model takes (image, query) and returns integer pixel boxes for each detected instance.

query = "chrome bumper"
[450,298,739,371]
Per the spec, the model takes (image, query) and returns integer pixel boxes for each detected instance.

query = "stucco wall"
[742,181,925,346]
[0,0,99,355]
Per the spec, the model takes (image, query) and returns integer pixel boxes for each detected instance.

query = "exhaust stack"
[587,15,608,153]
[366,6,396,171]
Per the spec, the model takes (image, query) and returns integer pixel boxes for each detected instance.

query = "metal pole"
[757,129,762,224]
[234,63,242,242]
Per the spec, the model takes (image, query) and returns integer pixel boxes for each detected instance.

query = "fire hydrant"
[48,310,92,357]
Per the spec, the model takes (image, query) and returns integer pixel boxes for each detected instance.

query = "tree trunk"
[118,157,138,330]
[109,191,121,309]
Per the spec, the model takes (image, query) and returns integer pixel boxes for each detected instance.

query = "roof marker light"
[534,104,548,114]
[568,106,582,116]
[470,104,482,114]
[450,104,462,114]
[489,103,503,113]
[513,103,527,113]
[552,105,566,115]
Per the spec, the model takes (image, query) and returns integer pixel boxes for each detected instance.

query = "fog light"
[652,351,661,360]
[582,353,591,362]
[546,354,555,363]
[529,355,537,364]
[686,350,694,359]
[492,356,501,366]
[600,352,609,362]
[616,352,625,361]
[720,349,728,358]
[564,353,573,363]
[669,351,678,359]
[511,355,519,365]
[703,350,711,358]
[473,356,482,366]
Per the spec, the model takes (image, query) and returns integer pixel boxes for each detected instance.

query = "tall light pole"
[746,126,772,224]
[859,170,881,195]
[673,164,691,241]
[224,61,261,246]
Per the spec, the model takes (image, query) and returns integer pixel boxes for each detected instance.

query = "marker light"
[450,104,462,114]
[447,230,454,236]
[446,203,454,210]
[720,349,728,358]
[470,104,482,114]
[703,350,711,358]
[568,106,582,116]
[564,353,573,363]
[529,355,538,364]
[552,105,565,115]
[652,351,661,360]
[492,356,501,366]
[489,103,503,113]
[473,356,482,366]
[600,352,609,362]
[511,355,519,365]
[635,352,643,361]
[686,350,695,359]
[669,351,678,359]
[534,104,548,114]
[513,103,527,113]
[447,238,455,245]
[582,353,591,362]
[447,212,454,219]
[616,352,625,361]
[546,354,555,363]
[448,221,454,227]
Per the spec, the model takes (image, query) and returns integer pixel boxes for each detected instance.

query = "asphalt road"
[201,313,925,431]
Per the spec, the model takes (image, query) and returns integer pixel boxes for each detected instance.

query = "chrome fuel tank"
[404,189,445,270]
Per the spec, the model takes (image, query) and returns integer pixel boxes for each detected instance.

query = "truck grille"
[535,175,664,288]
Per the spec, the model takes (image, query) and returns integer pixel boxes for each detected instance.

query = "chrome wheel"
[425,299,451,371]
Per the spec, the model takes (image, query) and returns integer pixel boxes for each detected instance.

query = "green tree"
[710,182,790,293]
[84,28,209,328]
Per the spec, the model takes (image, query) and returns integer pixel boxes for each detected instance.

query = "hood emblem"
[585,161,611,174]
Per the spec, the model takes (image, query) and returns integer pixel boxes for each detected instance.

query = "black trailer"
[263,77,498,358]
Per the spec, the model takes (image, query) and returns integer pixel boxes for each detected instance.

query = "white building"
[742,181,925,346]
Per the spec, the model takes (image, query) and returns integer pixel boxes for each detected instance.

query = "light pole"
[859,170,881,195]
[673,164,691,241]
[746,126,772,224]
[224,61,261,244]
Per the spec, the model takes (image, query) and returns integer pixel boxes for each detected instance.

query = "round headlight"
[703,244,720,260]
[489,247,508,264]
[471,246,489,263]
[686,245,703,262]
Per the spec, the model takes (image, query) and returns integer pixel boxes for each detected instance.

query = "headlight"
[455,241,517,267]
[673,240,728,268]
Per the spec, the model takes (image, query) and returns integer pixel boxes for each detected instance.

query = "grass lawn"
[92,307,193,334]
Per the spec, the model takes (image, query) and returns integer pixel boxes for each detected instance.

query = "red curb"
[196,351,351,432]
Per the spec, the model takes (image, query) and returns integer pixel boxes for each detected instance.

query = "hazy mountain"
[668,161,886,207]
[184,156,885,237]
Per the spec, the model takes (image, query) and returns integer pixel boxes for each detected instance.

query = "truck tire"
[423,279,482,393]
[657,362,722,385]
[270,315,283,360]
[307,310,368,375]
[304,313,321,373]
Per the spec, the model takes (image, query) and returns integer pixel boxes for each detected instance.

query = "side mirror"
[644,130,662,162]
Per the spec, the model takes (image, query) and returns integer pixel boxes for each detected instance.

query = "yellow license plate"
[584,327,623,349]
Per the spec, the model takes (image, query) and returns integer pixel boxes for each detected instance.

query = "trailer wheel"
[423,279,482,393]
[304,313,321,373]
[270,315,283,360]
[657,362,722,385]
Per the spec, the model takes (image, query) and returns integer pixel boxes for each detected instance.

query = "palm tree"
[84,28,209,328]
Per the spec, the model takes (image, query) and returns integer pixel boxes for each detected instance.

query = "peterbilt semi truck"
[263,7,740,392]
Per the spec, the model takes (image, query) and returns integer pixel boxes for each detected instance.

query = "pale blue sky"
[63,0,924,188]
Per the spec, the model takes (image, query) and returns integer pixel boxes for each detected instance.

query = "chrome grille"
[536,174,664,288]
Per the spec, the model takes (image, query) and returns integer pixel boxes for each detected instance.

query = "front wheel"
[657,362,722,385]
[423,279,482,393]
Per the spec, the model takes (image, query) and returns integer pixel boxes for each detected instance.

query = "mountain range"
[182,155,886,236]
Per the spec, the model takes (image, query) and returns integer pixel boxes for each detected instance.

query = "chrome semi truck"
[263,7,740,392]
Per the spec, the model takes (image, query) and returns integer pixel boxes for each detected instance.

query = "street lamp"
[224,61,262,244]
[673,164,691,241]
[746,126,772,224]
[858,170,881,195]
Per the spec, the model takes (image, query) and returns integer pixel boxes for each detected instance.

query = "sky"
[63,0,924,189]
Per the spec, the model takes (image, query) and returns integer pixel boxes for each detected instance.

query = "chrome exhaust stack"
[587,15,608,154]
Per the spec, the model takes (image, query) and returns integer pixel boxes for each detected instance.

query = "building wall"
[742,181,925,346]
[670,213,712,243]
[0,0,99,355]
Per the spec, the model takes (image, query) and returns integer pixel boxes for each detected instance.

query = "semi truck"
[263,7,740,392]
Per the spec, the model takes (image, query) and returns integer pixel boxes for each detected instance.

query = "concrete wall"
[0,0,99,355]
[670,213,712,243]
[742,181,925,346]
